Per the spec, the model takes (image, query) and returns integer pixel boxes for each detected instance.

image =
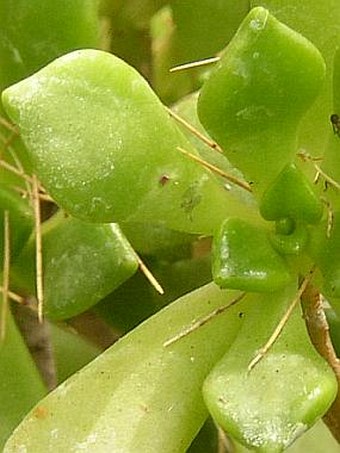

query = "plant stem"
[301,284,340,443]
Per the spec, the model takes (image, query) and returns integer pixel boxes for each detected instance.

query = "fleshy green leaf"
[212,218,293,292]
[4,283,245,453]
[251,0,340,157]
[203,287,337,452]
[13,215,139,320]
[2,49,244,235]
[270,221,309,256]
[198,7,325,196]
[260,163,323,224]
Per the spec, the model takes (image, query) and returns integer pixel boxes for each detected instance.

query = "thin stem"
[301,286,340,443]
[0,158,33,183]
[314,164,340,191]
[177,147,252,193]
[32,175,44,323]
[164,292,246,347]
[0,116,19,134]
[297,151,340,191]
[1,211,10,341]
[8,146,33,198]
[0,131,17,152]
[165,106,223,153]
[217,427,233,453]
[13,185,53,203]
[320,197,334,238]
[0,286,25,305]
[136,255,164,295]
[248,268,316,372]
[170,56,220,72]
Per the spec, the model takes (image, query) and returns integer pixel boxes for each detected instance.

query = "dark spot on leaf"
[33,405,49,419]
[159,174,170,186]
[330,113,340,136]
[181,182,202,220]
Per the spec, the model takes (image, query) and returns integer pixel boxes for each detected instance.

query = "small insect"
[159,174,170,186]
[330,113,340,136]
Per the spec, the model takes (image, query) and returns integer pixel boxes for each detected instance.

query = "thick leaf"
[2,49,244,235]
[251,0,340,158]
[236,420,340,453]
[212,218,292,292]
[4,283,245,452]
[43,219,138,320]
[13,215,139,320]
[260,163,323,224]
[198,7,325,197]
[203,286,337,452]
[270,220,309,256]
